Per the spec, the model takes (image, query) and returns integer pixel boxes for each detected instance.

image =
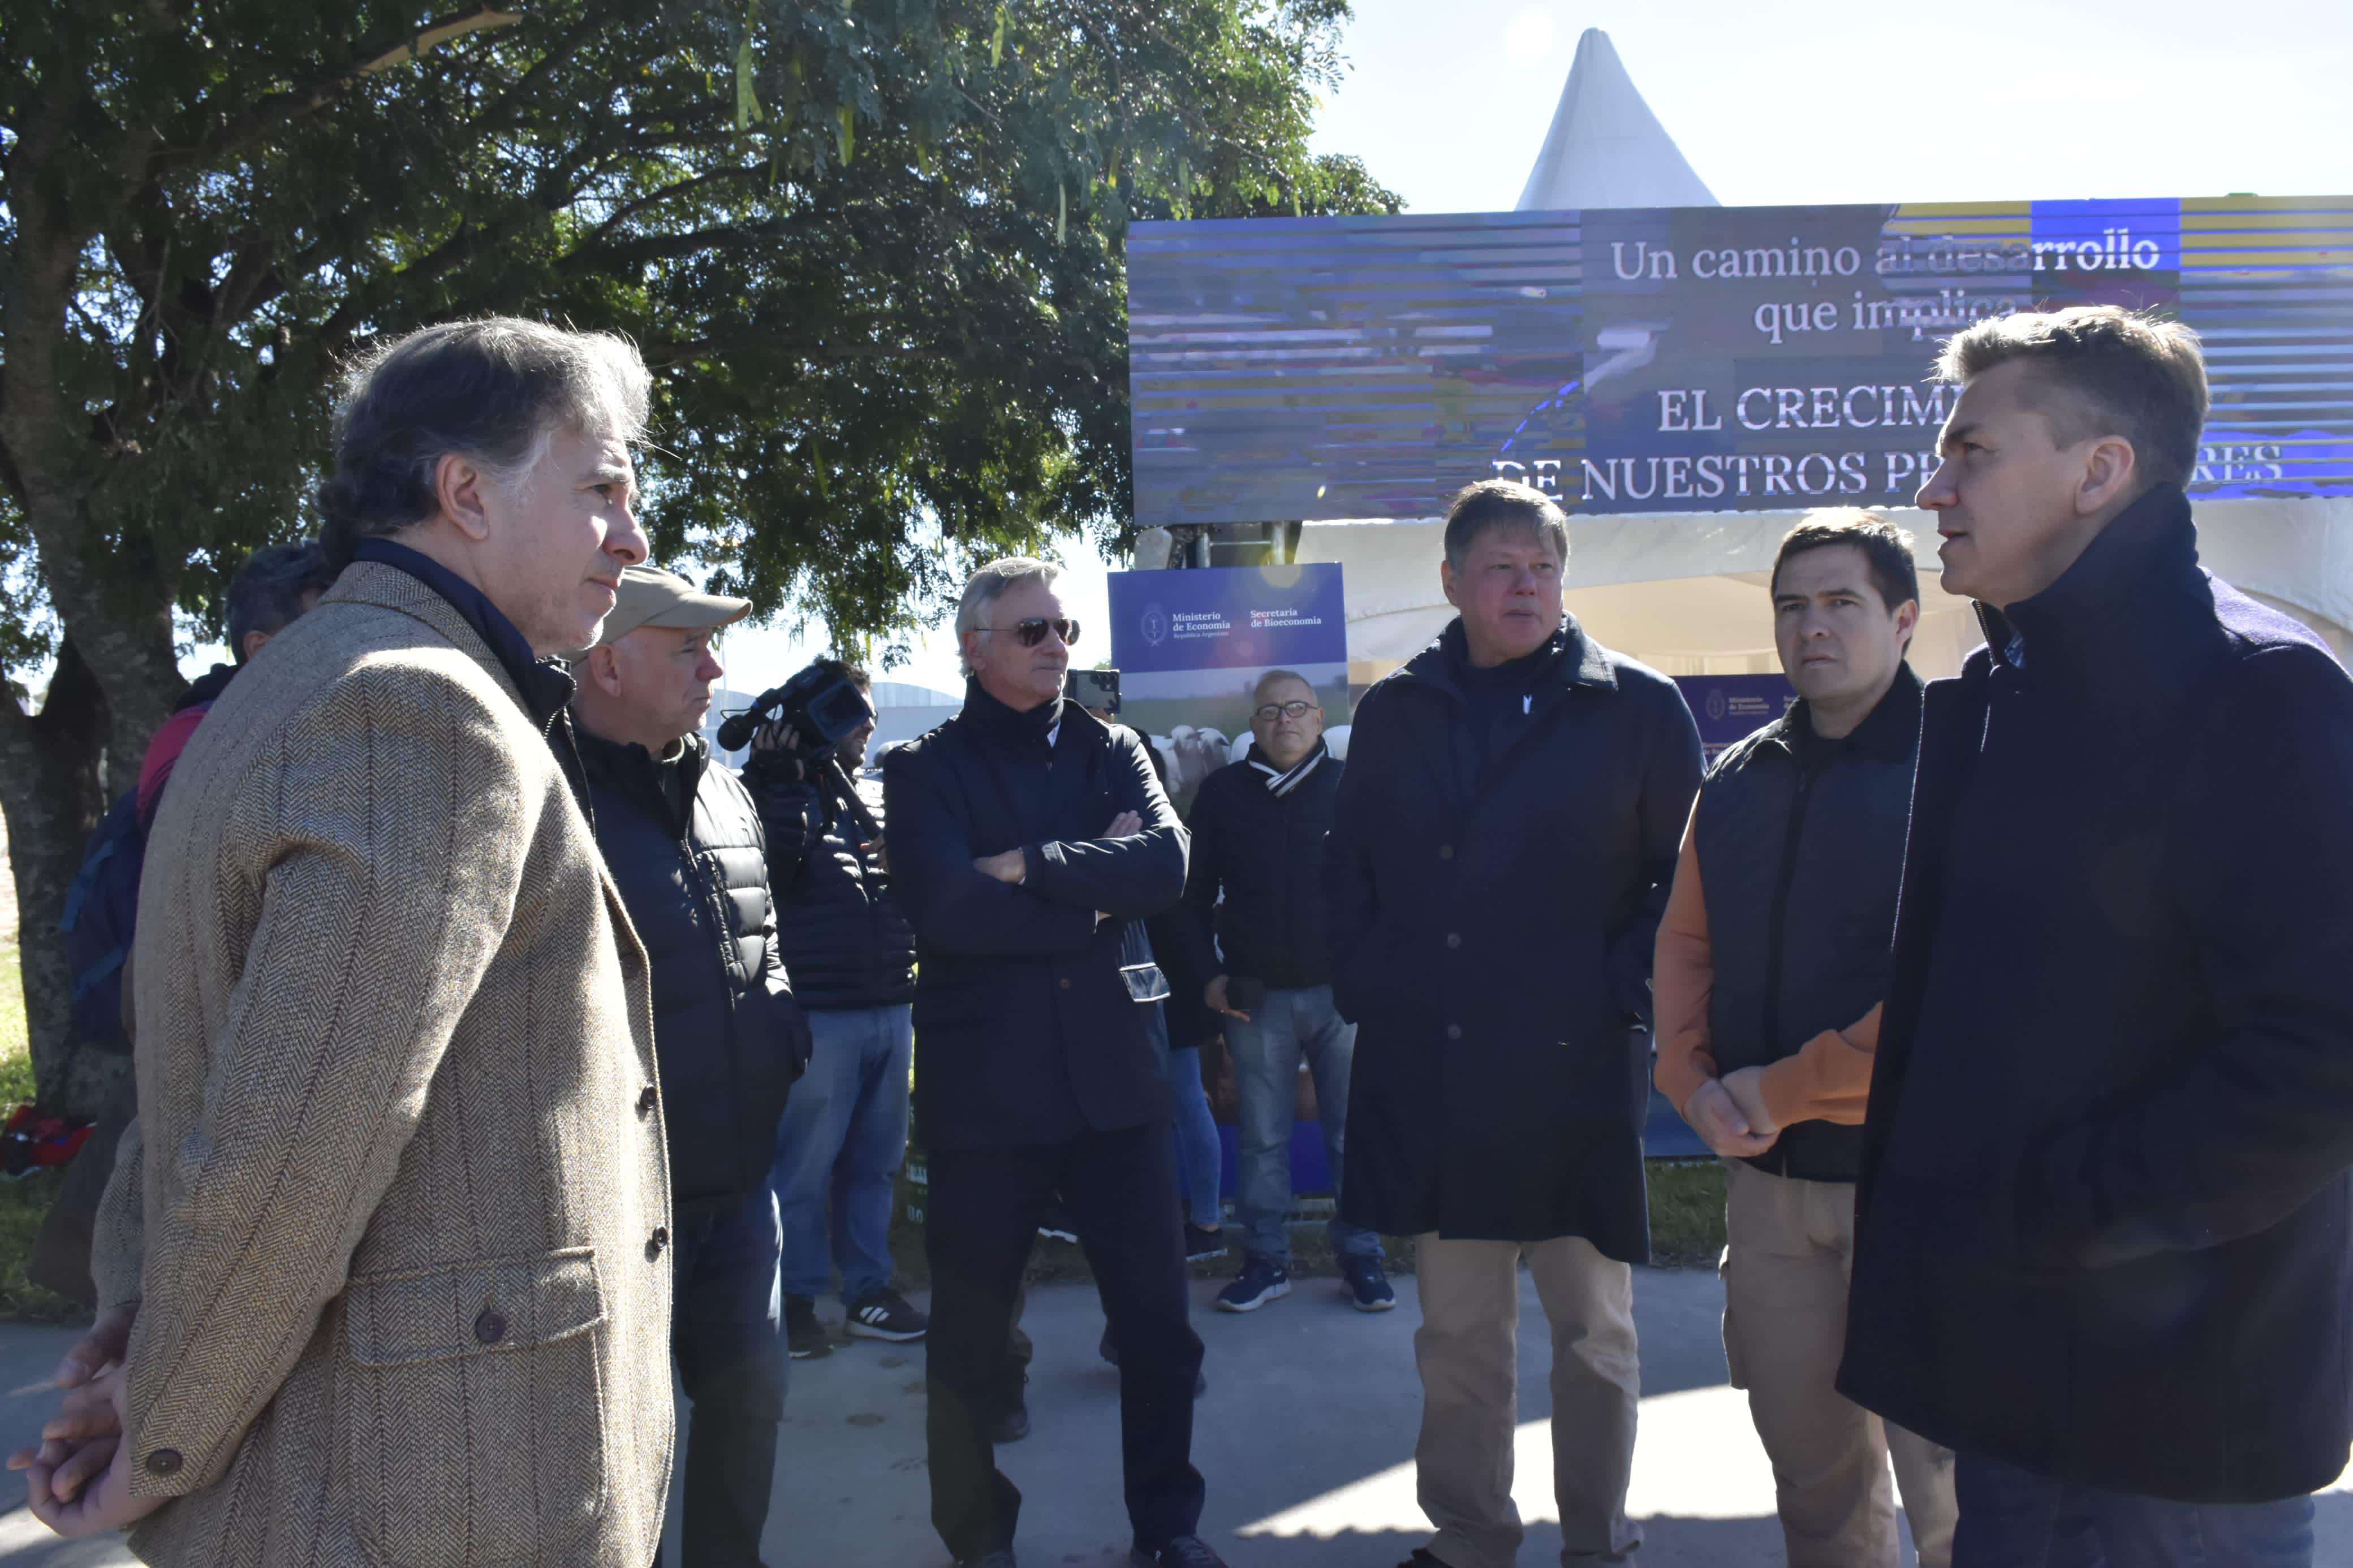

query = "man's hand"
[1205,975,1252,1022]
[1684,1078,1775,1160]
[1718,1067,1782,1146]
[8,1302,135,1481]
[747,722,807,781]
[1102,810,1141,837]
[55,1303,133,1391]
[19,1367,162,1538]
[973,847,1028,884]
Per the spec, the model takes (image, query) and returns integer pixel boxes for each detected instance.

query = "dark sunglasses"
[982,616,1080,649]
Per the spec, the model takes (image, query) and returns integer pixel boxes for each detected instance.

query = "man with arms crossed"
[18,319,675,1568]
[1328,480,1703,1568]
[572,565,812,1567]
[1842,306,2353,1566]
[1654,511,1956,1567]
[1171,667,1392,1313]
[885,558,1220,1568]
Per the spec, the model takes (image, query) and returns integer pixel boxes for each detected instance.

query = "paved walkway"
[3,1268,2350,1566]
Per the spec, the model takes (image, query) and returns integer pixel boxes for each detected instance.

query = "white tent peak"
[1516,28,1717,212]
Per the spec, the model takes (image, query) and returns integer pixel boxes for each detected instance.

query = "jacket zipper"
[1759,754,1816,1174]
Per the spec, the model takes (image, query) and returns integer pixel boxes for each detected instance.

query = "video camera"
[717,659,875,757]
[1065,667,1120,716]
[724,660,881,842]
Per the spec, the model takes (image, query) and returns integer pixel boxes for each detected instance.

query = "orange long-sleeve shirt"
[1652,807,1881,1133]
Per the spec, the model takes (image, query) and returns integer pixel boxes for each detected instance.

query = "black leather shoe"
[1131,1534,1228,1567]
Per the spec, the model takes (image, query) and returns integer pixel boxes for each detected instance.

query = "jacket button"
[1058,977,1072,990]
[474,1307,508,1345]
[648,1226,670,1259]
[1446,1024,1463,1040]
[1445,932,1462,949]
[1438,844,1454,859]
[637,1085,658,1115]
[144,1448,183,1477]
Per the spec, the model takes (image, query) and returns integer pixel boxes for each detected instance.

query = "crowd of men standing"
[12,299,2353,1568]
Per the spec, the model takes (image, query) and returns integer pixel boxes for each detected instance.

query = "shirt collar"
[354,537,575,727]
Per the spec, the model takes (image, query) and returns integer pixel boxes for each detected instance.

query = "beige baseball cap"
[587,564,751,650]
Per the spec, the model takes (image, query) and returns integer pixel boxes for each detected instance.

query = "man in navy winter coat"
[1841,305,2353,1567]
[1327,480,1703,1568]
[884,557,1222,1568]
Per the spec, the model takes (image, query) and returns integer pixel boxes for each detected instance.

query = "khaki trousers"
[1413,1232,1643,1567]
[1722,1160,1957,1568]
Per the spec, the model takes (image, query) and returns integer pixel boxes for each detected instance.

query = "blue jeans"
[1168,1042,1222,1228]
[670,1186,786,1568]
[1225,983,1379,1264]
[1953,1452,2315,1568]
[772,1003,914,1306]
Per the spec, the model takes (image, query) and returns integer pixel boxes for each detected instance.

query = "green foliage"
[1647,1159,1730,1267]
[0,0,1400,669]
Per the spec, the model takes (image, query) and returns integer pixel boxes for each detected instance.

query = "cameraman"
[744,660,928,1359]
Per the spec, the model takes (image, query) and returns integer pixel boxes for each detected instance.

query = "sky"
[182,0,2353,697]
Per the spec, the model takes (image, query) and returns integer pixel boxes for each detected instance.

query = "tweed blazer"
[93,561,674,1568]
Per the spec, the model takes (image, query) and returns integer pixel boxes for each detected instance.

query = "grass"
[1645,1159,1731,1268]
[0,940,85,1321]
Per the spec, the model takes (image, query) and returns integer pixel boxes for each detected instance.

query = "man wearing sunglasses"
[1166,668,1391,1316]
[883,558,1219,1568]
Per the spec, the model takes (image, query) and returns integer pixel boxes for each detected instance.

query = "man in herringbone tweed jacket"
[20,319,678,1568]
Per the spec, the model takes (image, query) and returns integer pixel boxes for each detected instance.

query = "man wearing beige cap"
[572,564,812,1568]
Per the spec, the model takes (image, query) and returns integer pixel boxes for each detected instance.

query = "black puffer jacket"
[743,760,916,1010]
[577,725,811,1213]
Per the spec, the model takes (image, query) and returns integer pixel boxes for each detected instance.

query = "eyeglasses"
[1253,700,1318,722]
[978,617,1080,649]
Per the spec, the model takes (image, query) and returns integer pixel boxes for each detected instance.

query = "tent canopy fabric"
[1516,28,1717,213]
[1301,499,2353,684]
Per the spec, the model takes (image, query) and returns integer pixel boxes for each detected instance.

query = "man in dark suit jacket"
[884,557,1221,1568]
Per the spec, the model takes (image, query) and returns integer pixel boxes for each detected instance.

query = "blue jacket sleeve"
[881,744,1098,958]
[1022,727,1190,919]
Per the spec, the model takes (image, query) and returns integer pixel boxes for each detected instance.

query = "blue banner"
[1674,674,1796,761]
[1129,195,2353,523]
[1109,564,1349,808]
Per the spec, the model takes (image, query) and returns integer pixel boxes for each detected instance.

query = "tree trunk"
[0,639,122,1118]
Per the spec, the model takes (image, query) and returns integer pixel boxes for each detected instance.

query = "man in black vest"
[1842,307,2353,1566]
[1328,480,1702,1568]
[571,565,812,1568]
[1654,512,1955,1568]
[1170,667,1390,1314]
[884,557,1220,1568]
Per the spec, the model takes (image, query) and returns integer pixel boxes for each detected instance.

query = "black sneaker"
[1131,1534,1229,1567]
[1214,1255,1290,1312]
[846,1287,928,1342]
[1037,1200,1078,1243]
[785,1293,831,1359]
[1183,1223,1225,1262]
[987,1373,1031,1445]
[1341,1254,1397,1312]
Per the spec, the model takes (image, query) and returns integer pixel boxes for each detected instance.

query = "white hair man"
[882,557,1224,1568]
